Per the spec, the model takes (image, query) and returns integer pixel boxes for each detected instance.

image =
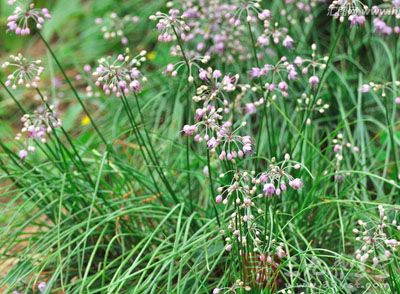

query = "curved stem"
[38,33,107,145]
[207,149,221,227]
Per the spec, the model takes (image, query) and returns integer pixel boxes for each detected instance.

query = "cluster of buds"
[15,106,62,160]
[164,55,210,83]
[196,69,239,99]
[257,16,294,49]
[169,0,253,62]
[216,170,257,206]
[353,205,400,267]
[93,49,147,97]
[370,2,400,35]
[7,1,51,35]
[149,9,190,42]
[183,104,222,137]
[95,12,139,45]
[296,93,330,114]
[360,80,400,104]
[250,57,298,81]
[332,133,359,181]
[184,119,253,161]
[259,154,303,197]
[328,0,368,25]
[293,44,328,89]
[249,57,298,97]
[182,68,254,161]
[213,121,253,161]
[2,54,44,89]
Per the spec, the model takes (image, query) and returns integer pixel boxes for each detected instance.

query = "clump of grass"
[1,0,399,293]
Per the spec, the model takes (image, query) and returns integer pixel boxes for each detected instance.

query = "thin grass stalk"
[121,93,180,208]
[38,32,107,145]
[119,94,163,198]
[206,149,221,227]
[132,92,178,203]
[34,88,96,187]
[247,21,273,162]
[122,94,173,198]
[291,23,345,155]
[171,26,193,201]
[0,79,76,175]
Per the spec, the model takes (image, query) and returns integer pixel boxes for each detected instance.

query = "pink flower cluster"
[7,2,51,35]
[2,54,44,89]
[93,50,147,97]
[353,205,400,267]
[256,9,294,49]
[150,9,190,43]
[15,106,62,160]
[259,155,303,197]
[95,12,139,45]
[182,69,254,161]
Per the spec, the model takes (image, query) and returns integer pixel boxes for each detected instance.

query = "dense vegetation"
[0,0,399,293]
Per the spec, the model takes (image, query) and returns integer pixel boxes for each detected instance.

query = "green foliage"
[0,0,399,293]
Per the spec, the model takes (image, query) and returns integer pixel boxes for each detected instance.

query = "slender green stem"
[206,149,221,227]
[132,93,178,202]
[38,33,107,145]
[171,26,193,202]
[247,21,274,162]
[291,23,344,154]
[383,95,399,182]
[34,88,96,187]
[120,94,162,197]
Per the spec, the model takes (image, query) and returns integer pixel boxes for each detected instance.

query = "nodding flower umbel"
[257,18,294,49]
[215,122,254,161]
[370,1,400,36]
[95,12,139,45]
[258,154,303,197]
[249,57,298,97]
[93,49,147,97]
[6,1,51,35]
[149,9,190,42]
[359,79,400,103]
[332,133,359,182]
[353,205,400,267]
[216,155,304,204]
[2,54,44,89]
[293,44,327,88]
[15,105,62,160]
[328,0,369,24]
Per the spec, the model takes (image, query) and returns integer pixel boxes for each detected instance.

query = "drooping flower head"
[258,154,304,197]
[257,20,294,49]
[331,133,359,181]
[353,205,400,267]
[295,93,330,114]
[215,121,254,161]
[6,1,51,35]
[2,53,44,89]
[294,44,328,88]
[250,57,298,97]
[15,105,62,160]
[149,9,190,42]
[95,12,139,45]
[93,49,147,97]
[328,0,368,24]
